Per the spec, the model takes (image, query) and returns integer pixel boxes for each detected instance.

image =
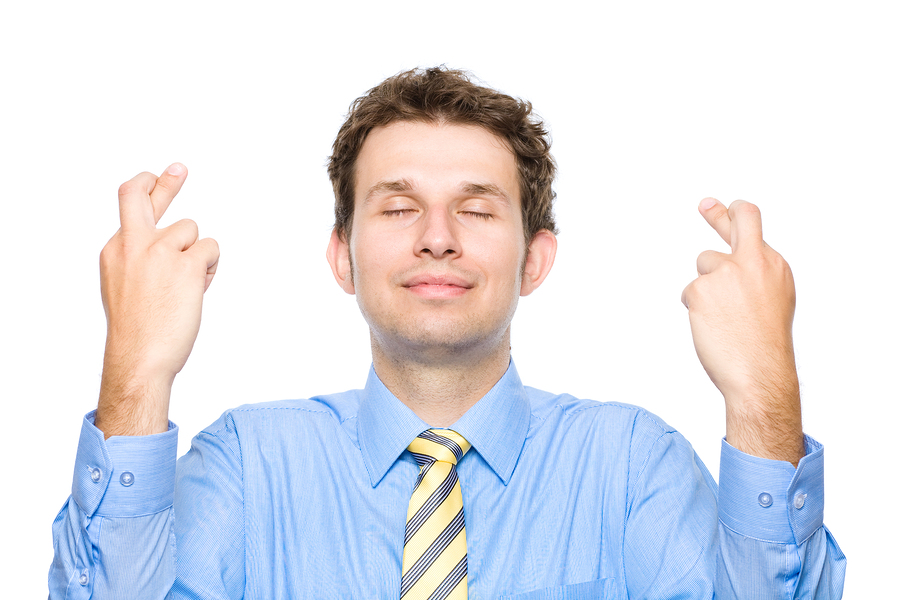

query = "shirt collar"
[357,360,531,487]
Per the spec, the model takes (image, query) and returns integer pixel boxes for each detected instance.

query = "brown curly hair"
[327,66,558,243]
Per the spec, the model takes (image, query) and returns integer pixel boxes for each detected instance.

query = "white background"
[2,1,896,597]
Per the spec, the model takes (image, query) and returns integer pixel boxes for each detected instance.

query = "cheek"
[350,231,397,290]
[470,235,526,290]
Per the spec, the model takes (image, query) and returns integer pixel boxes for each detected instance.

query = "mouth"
[403,274,473,299]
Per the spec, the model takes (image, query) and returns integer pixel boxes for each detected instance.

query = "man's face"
[327,121,554,361]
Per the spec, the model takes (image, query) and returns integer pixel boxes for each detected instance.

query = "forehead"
[354,121,520,204]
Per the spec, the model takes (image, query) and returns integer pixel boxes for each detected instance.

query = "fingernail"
[167,163,186,176]
[699,197,717,210]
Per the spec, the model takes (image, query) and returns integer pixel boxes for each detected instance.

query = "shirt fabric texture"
[49,361,846,599]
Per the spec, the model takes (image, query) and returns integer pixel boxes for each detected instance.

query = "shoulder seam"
[563,401,643,417]
[201,405,333,437]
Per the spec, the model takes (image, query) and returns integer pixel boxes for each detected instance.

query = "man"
[50,67,845,598]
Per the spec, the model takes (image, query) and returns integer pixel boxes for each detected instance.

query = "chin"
[371,314,513,361]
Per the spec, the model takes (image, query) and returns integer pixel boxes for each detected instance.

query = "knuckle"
[147,237,172,258]
[695,252,708,271]
[735,201,760,218]
[710,204,729,221]
[99,232,129,264]
[768,246,787,265]
[758,248,788,273]
[118,173,153,197]
[99,244,114,269]
[154,176,173,192]
[718,260,738,276]
[117,181,138,198]
[680,283,693,308]
[178,218,199,236]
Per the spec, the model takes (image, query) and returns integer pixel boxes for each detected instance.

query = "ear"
[520,229,557,297]
[326,228,356,294]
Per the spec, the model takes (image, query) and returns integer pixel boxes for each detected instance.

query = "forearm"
[95,352,173,439]
[723,362,805,467]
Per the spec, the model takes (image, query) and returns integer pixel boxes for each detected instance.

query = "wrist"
[724,398,804,467]
[96,359,173,438]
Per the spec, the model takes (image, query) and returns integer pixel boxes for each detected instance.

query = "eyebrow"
[363,178,415,204]
[459,182,511,206]
[363,179,512,205]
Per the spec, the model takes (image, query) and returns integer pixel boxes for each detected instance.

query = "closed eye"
[383,209,416,217]
[462,211,493,220]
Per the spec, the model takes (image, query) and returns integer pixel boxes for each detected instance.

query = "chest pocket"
[498,578,618,600]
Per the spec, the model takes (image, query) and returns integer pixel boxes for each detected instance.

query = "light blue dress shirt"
[50,361,845,598]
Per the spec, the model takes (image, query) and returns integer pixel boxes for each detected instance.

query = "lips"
[402,273,473,299]
[403,273,473,289]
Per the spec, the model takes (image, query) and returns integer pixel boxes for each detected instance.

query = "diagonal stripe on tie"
[401,508,466,598]
[417,430,465,462]
[410,452,437,469]
[401,429,471,600]
[408,436,462,465]
[405,467,458,543]
[404,477,463,569]
[429,555,467,600]
[406,461,453,524]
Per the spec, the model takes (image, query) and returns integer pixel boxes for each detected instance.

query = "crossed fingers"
[116,163,219,291]
[118,163,187,229]
[682,198,768,307]
[701,198,764,252]
[696,198,768,273]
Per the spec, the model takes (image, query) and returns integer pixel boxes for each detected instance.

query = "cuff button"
[757,492,773,508]
[120,471,135,487]
[89,468,102,483]
[793,492,807,509]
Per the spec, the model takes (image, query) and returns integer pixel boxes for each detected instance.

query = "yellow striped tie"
[401,429,471,600]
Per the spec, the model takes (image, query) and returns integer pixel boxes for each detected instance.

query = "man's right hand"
[94,164,219,438]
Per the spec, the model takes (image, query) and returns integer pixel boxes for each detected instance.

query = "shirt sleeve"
[48,411,178,600]
[623,417,846,600]
[716,436,847,599]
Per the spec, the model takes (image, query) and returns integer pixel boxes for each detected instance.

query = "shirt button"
[793,492,807,509]
[79,572,89,586]
[120,471,135,487]
[758,492,773,508]
[90,468,102,483]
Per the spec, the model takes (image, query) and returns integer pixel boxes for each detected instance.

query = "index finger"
[727,200,764,254]
[698,197,732,247]
[148,163,188,224]
[116,163,188,230]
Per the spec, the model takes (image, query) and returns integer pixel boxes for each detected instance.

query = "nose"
[415,206,460,259]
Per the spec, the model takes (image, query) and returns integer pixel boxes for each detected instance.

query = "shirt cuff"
[72,410,179,518]
[718,435,824,545]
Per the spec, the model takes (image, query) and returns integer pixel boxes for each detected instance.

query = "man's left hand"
[682,198,804,466]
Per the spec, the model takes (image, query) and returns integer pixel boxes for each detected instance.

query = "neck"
[371,331,512,427]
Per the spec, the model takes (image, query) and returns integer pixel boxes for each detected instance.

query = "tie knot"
[407,429,471,466]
